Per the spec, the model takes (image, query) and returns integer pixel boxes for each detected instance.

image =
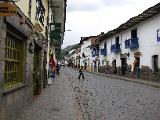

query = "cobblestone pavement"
[65,68,160,120]
[18,69,79,120]
[19,67,160,120]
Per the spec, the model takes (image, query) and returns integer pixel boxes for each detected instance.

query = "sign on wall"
[134,52,142,57]
[0,3,17,16]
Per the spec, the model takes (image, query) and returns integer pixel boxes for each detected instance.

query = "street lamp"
[65,29,72,32]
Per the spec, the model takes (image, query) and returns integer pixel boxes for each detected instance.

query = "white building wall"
[99,13,160,70]
[80,39,91,67]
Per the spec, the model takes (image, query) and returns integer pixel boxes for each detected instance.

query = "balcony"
[92,50,99,57]
[129,38,139,49]
[125,39,130,49]
[50,31,61,40]
[111,44,121,53]
[100,49,107,56]
[49,23,62,40]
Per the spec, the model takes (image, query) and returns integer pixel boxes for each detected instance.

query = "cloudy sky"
[62,0,160,48]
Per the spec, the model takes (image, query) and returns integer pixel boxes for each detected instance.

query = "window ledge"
[3,84,27,96]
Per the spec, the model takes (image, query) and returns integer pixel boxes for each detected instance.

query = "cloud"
[101,0,137,6]
[67,0,104,12]
[63,0,160,48]
[67,0,138,12]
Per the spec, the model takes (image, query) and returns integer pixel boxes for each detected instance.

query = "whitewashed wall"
[80,39,91,67]
[99,13,160,70]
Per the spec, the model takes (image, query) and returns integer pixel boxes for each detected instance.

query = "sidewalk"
[88,71,160,88]
[18,72,78,120]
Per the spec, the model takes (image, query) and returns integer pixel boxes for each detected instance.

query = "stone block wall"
[0,14,34,120]
[140,66,160,82]
[99,66,107,73]
[99,64,160,82]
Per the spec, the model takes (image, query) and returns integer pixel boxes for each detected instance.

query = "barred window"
[4,33,24,89]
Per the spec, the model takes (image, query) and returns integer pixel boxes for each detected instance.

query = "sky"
[62,0,160,48]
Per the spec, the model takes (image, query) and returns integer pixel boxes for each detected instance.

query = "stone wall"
[140,66,160,82]
[0,17,7,120]
[0,14,37,120]
[99,64,160,82]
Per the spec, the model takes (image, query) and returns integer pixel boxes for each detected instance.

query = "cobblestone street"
[19,67,160,120]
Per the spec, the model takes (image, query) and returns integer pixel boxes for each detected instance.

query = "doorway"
[98,61,100,72]
[133,57,140,78]
[112,60,117,74]
[43,51,47,88]
[152,55,158,72]
[84,62,87,70]
[33,44,41,95]
[94,61,96,72]
[121,58,127,75]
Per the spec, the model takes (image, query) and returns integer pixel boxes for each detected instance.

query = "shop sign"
[0,3,17,16]
[120,53,127,58]
[134,52,142,57]
[120,53,130,58]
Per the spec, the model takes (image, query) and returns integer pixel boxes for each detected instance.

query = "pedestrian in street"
[48,54,56,84]
[78,67,85,79]
[132,58,140,78]
[56,63,60,75]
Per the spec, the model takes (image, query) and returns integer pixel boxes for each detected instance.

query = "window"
[115,36,119,44]
[125,39,130,48]
[157,29,160,42]
[28,0,32,19]
[131,28,137,38]
[35,0,45,26]
[100,49,104,55]
[104,42,107,56]
[4,33,24,89]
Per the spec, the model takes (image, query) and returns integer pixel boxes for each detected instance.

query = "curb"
[87,71,160,88]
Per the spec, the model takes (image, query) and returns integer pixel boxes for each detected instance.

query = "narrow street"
[19,67,160,120]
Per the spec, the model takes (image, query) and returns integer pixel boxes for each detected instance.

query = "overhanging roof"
[102,2,160,40]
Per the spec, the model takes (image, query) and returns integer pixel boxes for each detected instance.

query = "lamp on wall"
[127,52,130,57]
[50,24,55,31]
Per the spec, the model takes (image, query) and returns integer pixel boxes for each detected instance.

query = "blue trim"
[125,39,130,48]
[130,38,139,49]
[111,44,121,53]
[157,29,160,42]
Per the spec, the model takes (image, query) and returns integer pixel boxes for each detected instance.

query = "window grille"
[4,33,24,89]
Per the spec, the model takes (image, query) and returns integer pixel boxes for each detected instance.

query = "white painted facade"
[74,49,81,68]
[80,38,92,68]
[99,13,160,70]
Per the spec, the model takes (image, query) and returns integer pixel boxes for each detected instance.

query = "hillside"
[60,44,80,60]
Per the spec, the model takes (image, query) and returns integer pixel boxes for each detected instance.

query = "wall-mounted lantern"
[28,40,35,53]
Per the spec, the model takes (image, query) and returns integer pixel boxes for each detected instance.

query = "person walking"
[78,67,85,79]
[56,63,60,75]
[48,54,56,84]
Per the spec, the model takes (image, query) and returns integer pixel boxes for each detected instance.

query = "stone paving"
[19,67,160,120]
[18,70,78,120]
